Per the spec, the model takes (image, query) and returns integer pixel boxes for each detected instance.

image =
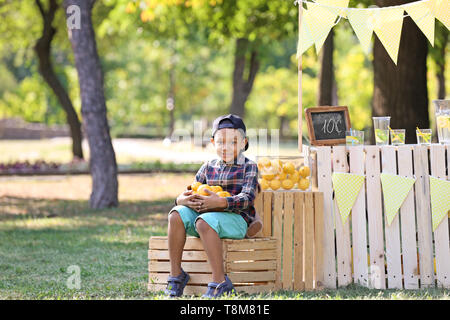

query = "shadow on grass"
[0,196,174,227]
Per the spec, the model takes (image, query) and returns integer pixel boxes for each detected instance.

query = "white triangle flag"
[373,7,405,65]
[405,0,436,46]
[347,8,376,54]
[434,0,450,30]
[297,8,315,57]
[306,1,348,54]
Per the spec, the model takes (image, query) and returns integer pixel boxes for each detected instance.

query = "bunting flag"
[429,176,450,231]
[347,8,376,54]
[297,9,315,57]
[405,0,435,46]
[296,0,450,65]
[331,172,365,225]
[373,7,405,65]
[380,173,416,226]
[434,0,450,29]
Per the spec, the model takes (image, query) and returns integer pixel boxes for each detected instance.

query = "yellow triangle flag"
[347,8,376,54]
[434,0,450,29]
[405,0,435,46]
[380,173,416,226]
[306,1,349,54]
[373,7,405,65]
[297,8,315,57]
[331,172,365,225]
[429,176,450,231]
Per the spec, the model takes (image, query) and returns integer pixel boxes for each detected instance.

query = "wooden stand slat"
[430,145,450,289]
[397,145,419,289]
[349,146,369,287]
[365,146,386,289]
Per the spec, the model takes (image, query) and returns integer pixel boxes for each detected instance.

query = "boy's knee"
[195,218,211,234]
[168,210,182,225]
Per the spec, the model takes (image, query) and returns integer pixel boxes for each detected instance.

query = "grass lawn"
[0,173,449,300]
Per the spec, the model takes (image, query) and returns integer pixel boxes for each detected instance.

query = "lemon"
[210,185,223,193]
[282,161,296,174]
[197,184,212,196]
[262,173,275,181]
[191,181,202,191]
[289,171,300,183]
[257,157,271,169]
[270,179,281,191]
[281,179,294,190]
[259,178,270,190]
[298,178,310,190]
[299,166,310,178]
[276,172,287,180]
[217,191,231,197]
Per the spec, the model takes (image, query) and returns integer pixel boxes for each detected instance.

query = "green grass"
[1,174,449,300]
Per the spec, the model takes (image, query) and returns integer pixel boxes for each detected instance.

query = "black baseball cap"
[211,114,248,151]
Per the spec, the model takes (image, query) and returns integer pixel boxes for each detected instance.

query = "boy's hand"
[194,189,228,213]
[176,190,201,208]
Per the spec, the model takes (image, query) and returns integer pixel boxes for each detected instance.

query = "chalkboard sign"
[305,106,351,146]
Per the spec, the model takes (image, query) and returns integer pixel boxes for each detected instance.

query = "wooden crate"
[148,236,278,295]
[314,145,450,290]
[253,191,325,291]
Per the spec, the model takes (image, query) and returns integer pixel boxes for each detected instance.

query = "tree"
[317,30,338,106]
[0,0,83,159]
[430,23,448,99]
[63,0,118,208]
[34,0,84,159]
[372,0,429,144]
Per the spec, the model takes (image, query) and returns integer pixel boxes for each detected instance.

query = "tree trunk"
[34,0,84,160]
[436,30,448,99]
[229,38,260,118]
[318,29,338,106]
[372,0,429,144]
[64,0,118,208]
[166,54,176,139]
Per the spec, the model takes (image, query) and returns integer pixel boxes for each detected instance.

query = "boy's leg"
[195,218,225,283]
[168,210,186,277]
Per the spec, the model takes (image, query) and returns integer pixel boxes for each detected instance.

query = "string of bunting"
[296,0,450,64]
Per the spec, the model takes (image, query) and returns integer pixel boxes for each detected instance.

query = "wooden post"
[298,1,303,154]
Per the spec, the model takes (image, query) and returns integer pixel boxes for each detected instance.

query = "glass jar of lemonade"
[433,100,450,144]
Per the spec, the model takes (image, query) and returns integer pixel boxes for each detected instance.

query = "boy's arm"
[195,161,208,184]
[224,163,258,212]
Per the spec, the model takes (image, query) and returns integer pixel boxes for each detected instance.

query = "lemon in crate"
[256,156,311,191]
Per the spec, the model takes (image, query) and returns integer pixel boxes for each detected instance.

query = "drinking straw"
[388,126,401,142]
[416,127,430,143]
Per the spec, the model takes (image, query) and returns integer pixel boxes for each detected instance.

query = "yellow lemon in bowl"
[259,178,270,190]
[299,166,310,178]
[269,179,281,190]
[257,157,271,169]
[298,178,310,190]
[289,171,300,183]
[282,162,296,174]
[217,191,232,197]
[281,179,295,190]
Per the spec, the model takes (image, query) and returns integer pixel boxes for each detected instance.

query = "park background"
[0,0,449,299]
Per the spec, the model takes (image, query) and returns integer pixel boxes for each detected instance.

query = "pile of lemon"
[257,157,310,191]
[190,181,232,197]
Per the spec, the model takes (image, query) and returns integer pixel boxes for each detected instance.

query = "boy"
[165,114,261,298]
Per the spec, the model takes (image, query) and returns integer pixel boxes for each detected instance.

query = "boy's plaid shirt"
[195,153,258,225]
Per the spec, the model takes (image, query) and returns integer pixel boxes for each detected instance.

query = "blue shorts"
[169,205,247,239]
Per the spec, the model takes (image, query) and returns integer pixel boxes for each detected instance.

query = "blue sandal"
[165,269,190,297]
[203,275,235,298]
